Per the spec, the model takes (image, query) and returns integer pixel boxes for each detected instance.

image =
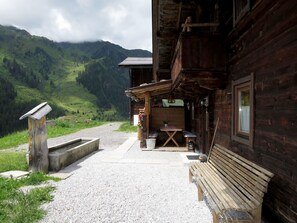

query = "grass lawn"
[0,152,27,172]
[116,122,138,133]
[0,118,106,150]
[0,152,60,223]
[0,172,59,223]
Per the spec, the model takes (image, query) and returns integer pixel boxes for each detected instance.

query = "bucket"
[146,138,156,150]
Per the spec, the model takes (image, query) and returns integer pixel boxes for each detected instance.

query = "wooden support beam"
[28,116,49,173]
[144,93,151,135]
[182,22,220,28]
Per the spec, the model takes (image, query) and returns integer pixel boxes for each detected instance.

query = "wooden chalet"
[119,57,153,125]
[150,0,297,222]
[125,0,297,222]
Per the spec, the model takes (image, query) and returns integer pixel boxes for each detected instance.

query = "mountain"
[0,25,151,136]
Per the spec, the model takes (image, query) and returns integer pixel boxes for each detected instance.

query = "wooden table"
[160,126,183,147]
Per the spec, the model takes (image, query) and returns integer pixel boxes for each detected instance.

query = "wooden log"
[28,116,49,173]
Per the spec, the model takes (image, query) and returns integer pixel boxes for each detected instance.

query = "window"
[162,99,184,107]
[232,74,253,146]
[233,0,250,25]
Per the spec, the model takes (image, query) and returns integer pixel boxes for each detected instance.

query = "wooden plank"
[214,145,272,182]
[199,178,223,213]
[211,150,267,195]
[210,160,262,207]
[207,164,258,210]
[212,156,262,203]
[181,23,220,29]
[198,164,252,210]
[211,148,269,188]
[198,164,245,210]
[151,107,185,130]
[215,144,274,178]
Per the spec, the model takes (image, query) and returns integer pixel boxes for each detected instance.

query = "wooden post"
[144,93,151,135]
[189,169,193,183]
[198,184,203,201]
[28,116,49,173]
[251,205,262,223]
[20,102,51,174]
[212,212,219,223]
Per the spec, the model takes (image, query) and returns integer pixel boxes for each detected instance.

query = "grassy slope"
[0,25,151,137]
[0,27,99,121]
[0,50,99,120]
[49,59,98,115]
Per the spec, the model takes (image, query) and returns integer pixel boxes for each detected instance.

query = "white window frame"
[232,74,254,146]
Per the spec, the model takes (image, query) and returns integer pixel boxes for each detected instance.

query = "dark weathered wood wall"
[132,101,145,115]
[151,107,185,130]
[129,68,152,122]
[131,68,153,87]
[212,0,297,222]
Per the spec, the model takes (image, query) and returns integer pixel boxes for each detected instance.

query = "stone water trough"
[48,138,99,171]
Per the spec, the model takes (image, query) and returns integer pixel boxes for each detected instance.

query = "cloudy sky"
[0,0,152,51]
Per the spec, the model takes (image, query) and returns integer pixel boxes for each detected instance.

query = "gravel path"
[37,123,212,223]
[11,122,134,152]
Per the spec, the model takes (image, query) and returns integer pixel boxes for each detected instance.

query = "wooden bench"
[183,131,197,145]
[189,144,274,223]
[148,132,159,139]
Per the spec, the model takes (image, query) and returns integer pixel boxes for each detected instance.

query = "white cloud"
[0,0,152,51]
[103,4,128,27]
[53,10,72,32]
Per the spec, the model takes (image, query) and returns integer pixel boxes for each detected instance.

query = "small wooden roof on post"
[20,102,52,173]
[125,80,172,136]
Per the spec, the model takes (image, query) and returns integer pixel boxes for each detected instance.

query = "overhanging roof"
[118,57,152,68]
[125,80,172,101]
[19,102,52,120]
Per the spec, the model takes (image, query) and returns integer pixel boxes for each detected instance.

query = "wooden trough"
[48,138,99,172]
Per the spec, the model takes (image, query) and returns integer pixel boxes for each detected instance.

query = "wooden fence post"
[20,102,52,173]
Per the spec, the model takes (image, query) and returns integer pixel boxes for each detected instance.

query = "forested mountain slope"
[0,25,151,136]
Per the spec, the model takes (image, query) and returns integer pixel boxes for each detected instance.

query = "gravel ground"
[37,123,212,223]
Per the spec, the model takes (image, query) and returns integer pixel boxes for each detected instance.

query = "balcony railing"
[171,33,226,91]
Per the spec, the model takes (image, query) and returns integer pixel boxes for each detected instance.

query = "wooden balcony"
[171,33,226,98]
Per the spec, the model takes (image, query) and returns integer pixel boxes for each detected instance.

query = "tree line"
[3,57,41,89]
[76,59,129,120]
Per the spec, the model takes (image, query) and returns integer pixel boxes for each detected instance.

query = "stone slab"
[48,172,74,179]
[0,170,29,179]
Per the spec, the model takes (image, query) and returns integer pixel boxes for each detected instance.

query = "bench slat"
[189,144,274,223]
[210,150,266,198]
[215,144,274,178]
[210,159,263,206]
[213,146,271,184]
[198,164,249,210]
[182,131,197,137]
[207,163,260,209]
[193,162,255,211]
[198,180,221,214]
[200,163,256,210]
[211,149,268,191]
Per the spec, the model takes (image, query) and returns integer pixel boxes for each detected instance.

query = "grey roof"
[118,57,152,67]
[19,102,52,120]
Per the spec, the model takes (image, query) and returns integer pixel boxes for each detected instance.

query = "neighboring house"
[119,57,153,125]
[126,0,297,222]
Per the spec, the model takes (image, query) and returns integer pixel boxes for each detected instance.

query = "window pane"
[238,89,250,133]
